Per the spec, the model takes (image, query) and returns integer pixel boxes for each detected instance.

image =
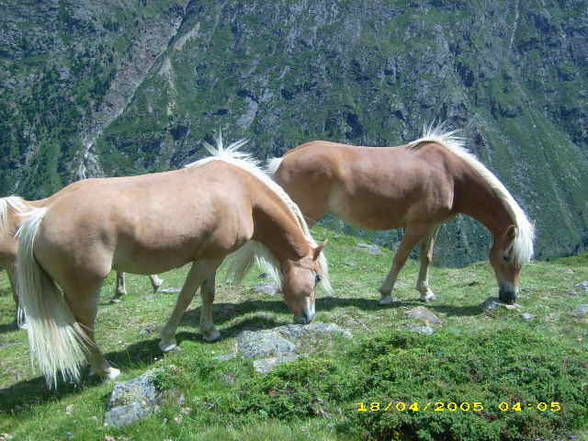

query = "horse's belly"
[328,187,406,230]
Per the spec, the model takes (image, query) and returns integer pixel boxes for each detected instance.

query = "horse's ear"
[502,225,517,260]
[504,225,518,243]
[312,240,328,261]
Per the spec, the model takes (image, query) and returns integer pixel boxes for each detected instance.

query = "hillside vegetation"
[0,228,586,440]
[1,0,587,265]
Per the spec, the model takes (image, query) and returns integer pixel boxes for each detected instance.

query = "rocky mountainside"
[1,0,586,265]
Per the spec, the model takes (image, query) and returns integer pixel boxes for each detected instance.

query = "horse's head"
[282,241,327,324]
[489,225,521,304]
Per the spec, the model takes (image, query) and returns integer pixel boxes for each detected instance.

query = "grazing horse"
[16,138,329,387]
[268,127,534,305]
[0,194,163,323]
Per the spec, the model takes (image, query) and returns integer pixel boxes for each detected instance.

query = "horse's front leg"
[159,259,221,352]
[378,225,429,305]
[199,272,220,342]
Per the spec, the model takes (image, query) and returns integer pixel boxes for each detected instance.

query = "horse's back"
[276,141,456,229]
[34,162,255,277]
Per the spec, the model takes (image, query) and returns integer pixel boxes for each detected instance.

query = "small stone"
[356,242,383,255]
[253,354,299,374]
[520,313,535,320]
[159,288,181,294]
[253,283,279,295]
[65,404,74,415]
[481,297,521,311]
[575,281,588,292]
[405,306,441,325]
[409,325,435,335]
[573,304,588,315]
[173,415,183,424]
[140,324,158,336]
[65,433,73,440]
[563,268,574,274]
[104,367,172,428]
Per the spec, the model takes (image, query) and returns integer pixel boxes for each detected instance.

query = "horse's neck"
[252,192,309,263]
[455,171,514,238]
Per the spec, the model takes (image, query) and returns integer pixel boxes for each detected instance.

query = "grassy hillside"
[0,228,586,440]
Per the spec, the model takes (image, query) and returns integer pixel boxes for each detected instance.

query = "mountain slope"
[1,0,587,265]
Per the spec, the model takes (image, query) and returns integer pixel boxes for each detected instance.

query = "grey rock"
[253,282,280,295]
[575,281,588,292]
[408,325,435,335]
[356,242,383,255]
[253,354,300,374]
[520,313,536,320]
[481,297,521,311]
[104,368,168,428]
[236,322,352,373]
[275,322,353,341]
[237,330,296,359]
[573,304,588,315]
[405,306,441,325]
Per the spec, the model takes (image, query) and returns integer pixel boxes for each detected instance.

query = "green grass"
[0,227,586,440]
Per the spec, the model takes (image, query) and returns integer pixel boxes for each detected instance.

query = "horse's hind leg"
[149,274,163,293]
[199,272,220,342]
[111,272,126,303]
[159,259,221,352]
[378,224,430,305]
[416,226,439,302]
[6,262,24,327]
[64,279,120,379]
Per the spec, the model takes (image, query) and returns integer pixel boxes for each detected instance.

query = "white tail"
[16,208,88,387]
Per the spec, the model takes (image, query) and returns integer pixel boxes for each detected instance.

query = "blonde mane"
[185,134,332,293]
[0,196,28,233]
[409,124,535,265]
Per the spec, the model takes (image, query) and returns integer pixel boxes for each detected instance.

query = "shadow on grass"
[0,296,484,410]
[0,320,18,335]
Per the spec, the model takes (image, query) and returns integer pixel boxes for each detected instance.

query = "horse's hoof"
[106,367,121,380]
[90,366,121,379]
[420,291,437,302]
[378,296,394,305]
[159,340,179,352]
[152,279,163,293]
[202,329,221,342]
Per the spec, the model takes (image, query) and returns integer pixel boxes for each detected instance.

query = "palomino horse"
[16,137,329,387]
[268,127,534,305]
[0,195,163,323]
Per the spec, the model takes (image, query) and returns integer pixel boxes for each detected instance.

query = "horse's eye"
[315,274,322,284]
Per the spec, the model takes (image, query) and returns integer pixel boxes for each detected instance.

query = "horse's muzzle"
[498,282,518,304]
[294,308,315,325]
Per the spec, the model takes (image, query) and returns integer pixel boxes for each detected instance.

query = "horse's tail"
[265,157,283,179]
[0,196,27,232]
[17,207,88,387]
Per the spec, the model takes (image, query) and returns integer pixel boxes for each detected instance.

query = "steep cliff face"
[1,0,587,265]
